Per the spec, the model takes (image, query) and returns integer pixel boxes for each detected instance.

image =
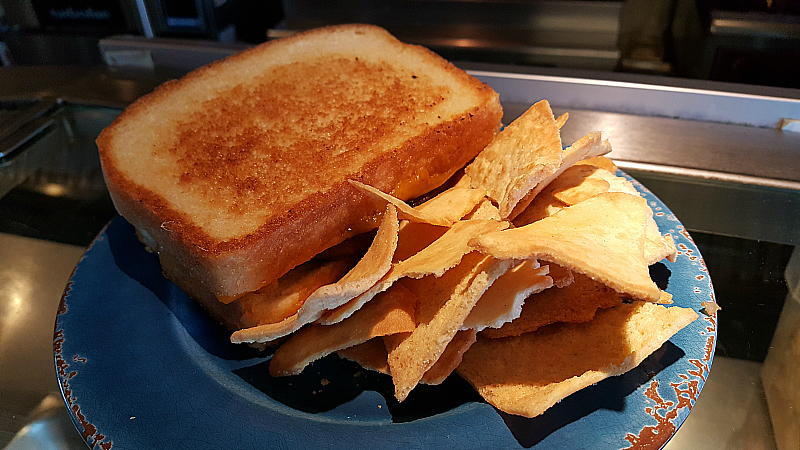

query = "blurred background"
[0,0,798,88]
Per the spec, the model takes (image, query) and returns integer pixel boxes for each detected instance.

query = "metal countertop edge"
[615,160,800,192]
[469,69,800,103]
[2,65,798,189]
[469,69,800,129]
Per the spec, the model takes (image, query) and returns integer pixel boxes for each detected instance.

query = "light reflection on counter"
[0,233,85,446]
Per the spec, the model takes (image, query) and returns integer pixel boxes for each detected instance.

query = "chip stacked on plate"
[229,99,698,417]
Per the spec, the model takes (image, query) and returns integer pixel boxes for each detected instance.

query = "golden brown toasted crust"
[98,24,502,298]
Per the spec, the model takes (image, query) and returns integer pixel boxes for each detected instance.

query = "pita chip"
[481,272,624,339]
[555,112,569,129]
[234,258,355,329]
[466,100,563,219]
[576,155,617,173]
[645,216,678,264]
[463,197,502,221]
[385,252,515,401]
[232,203,400,343]
[302,204,399,308]
[414,185,488,223]
[462,261,553,331]
[320,219,509,325]
[471,192,662,302]
[511,165,676,265]
[513,164,634,226]
[269,283,417,376]
[349,180,456,226]
[420,329,478,385]
[337,338,391,375]
[457,302,698,418]
[508,131,612,219]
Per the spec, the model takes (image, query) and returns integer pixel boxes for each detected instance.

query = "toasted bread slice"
[97,24,502,300]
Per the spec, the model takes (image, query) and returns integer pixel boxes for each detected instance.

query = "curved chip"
[414,185,488,223]
[320,219,509,325]
[471,192,662,302]
[481,272,624,339]
[269,283,417,376]
[457,302,698,418]
[231,313,301,344]
[386,253,515,401]
[349,180,454,226]
[232,203,400,343]
[462,260,552,332]
[507,131,613,220]
[303,203,399,310]
[575,155,617,173]
[235,258,355,328]
[466,100,564,219]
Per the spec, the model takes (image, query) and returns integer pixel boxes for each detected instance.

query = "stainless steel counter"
[1,63,798,449]
[0,234,86,448]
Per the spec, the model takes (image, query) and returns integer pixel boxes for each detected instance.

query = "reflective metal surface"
[278,0,623,70]
[473,68,800,128]
[0,233,86,447]
[0,104,120,245]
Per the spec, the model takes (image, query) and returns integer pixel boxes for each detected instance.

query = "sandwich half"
[97,24,503,311]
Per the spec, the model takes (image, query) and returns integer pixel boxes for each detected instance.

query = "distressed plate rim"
[53,171,717,449]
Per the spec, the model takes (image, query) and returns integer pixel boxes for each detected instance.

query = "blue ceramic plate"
[55,173,717,450]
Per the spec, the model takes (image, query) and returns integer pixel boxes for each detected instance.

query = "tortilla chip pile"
[228,100,698,417]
